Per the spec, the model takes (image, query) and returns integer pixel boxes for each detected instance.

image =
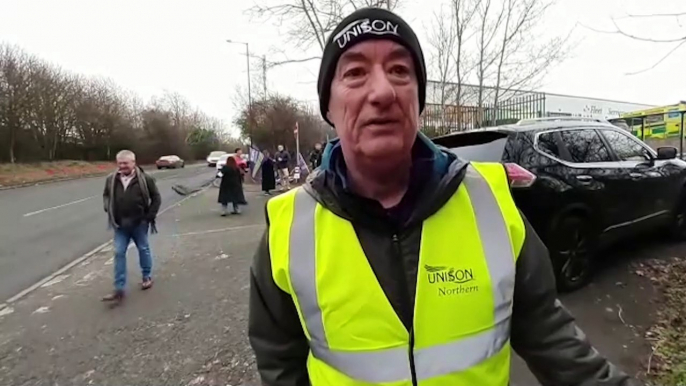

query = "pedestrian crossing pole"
[294,121,300,164]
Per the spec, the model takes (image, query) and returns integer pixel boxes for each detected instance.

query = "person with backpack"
[102,150,161,304]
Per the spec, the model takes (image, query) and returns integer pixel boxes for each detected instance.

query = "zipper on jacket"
[392,233,418,386]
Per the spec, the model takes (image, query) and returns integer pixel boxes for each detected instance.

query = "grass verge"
[637,257,686,386]
[0,160,114,188]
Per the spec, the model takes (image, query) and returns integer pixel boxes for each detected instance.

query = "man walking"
[248,7,641,386]
[275,144,290,190]
[102,150,161,303]
[309,142,323,170]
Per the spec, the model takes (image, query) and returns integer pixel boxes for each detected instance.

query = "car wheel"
[669,190,686,240]
[157,166,162,170]
[548,215,595,292]
[181,163,185,168]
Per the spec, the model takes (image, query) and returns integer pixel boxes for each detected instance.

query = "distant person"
[234,147,248,181]
[218,156,247,215]
[309,142,323,169]
[261,149,276,196]
[102,149,161,304]
[275,144,290,190]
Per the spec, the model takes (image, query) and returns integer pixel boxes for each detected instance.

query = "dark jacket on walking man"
[275,146,290,170]
[248,7,642,386]
[261,150,276,194]
[218,156,247,215]
[275,145,291,190]
[309,143,323,169]
[102,150,161,303]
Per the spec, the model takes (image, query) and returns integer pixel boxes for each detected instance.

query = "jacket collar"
[320,131,450,190]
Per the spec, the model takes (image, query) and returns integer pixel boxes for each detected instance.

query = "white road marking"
[1,187,207,309]
[23,196,95,217]
[169,224,263,237]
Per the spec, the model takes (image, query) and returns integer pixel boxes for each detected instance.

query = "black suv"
[433,118,686,291]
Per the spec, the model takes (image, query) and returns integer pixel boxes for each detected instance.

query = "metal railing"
[421,81,547,137]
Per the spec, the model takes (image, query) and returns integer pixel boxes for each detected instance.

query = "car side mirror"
[656,146,678,160]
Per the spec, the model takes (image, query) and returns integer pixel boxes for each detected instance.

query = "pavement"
[0,164,216,302]
[0,181,678,385]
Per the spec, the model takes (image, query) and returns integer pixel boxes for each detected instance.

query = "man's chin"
[359,144,409,166]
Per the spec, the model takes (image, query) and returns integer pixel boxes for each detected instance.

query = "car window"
[536,132,562,158]
[447,137,509,162]
[599,129,652,162]
[559,129,612,163]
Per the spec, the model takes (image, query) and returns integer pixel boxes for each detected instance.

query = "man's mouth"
[364,118,399,127]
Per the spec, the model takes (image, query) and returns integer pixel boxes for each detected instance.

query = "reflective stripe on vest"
[287,164,516,383]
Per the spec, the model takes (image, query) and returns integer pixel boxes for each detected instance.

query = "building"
[544,93,654,120]
[421,81,655,136]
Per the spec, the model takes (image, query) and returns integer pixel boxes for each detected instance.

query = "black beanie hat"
[317,7,427,126]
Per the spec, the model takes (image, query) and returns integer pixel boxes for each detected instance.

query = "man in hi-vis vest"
[249,7,642,386]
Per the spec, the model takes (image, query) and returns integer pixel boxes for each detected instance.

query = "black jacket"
[309,149,322,169]
[275,150,290,169]
[218,165,246,205]
[103,170,161,229]
[249,136,642,386]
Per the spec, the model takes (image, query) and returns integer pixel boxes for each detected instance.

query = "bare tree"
[0,43,239,164]
[474,0,504,115]
[490,0,566,124]
[248,0,403,62]
[427,4,457,130]
[426,0,569,130]
[584,10,686,75]
[0,46,35,163]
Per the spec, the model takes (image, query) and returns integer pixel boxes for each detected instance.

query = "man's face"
[315,143,322,150]
[236,149,243,156]
[117,157,135,175]
[328,40,418,167]
[277,145,284,151]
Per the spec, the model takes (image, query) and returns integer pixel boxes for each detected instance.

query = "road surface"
[0,164,216,302]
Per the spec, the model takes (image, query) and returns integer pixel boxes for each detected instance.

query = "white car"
[216,153,235,171]
[206,151,227,167]
[216,153,249,170]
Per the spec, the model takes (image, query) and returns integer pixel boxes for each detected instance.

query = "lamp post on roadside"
[226,39,253,150]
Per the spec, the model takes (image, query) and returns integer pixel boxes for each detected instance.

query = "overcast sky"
[2,0,685,135]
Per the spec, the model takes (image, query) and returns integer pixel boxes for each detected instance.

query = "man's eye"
[343,67,365,78]
[390,65,410,76]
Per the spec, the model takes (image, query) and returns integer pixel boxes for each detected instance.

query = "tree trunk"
[9,133,16,164]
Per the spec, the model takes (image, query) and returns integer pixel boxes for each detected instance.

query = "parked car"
[206,151,227,167]
[433,117,686,292]
[156,155,185,169]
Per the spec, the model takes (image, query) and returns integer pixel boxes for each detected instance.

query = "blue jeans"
[113,221,153,291]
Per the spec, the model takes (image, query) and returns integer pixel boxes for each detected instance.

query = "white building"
[422,81,656,133]
[543,93,654,119]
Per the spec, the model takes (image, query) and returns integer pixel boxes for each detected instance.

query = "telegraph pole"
[262,55,267,97]
[226,39,253,150]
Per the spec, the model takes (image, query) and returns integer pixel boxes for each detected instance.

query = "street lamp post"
[226,40,253,150]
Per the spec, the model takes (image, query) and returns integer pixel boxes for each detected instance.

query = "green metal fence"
[421,81,547,137]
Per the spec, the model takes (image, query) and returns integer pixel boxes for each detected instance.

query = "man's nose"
[366,66,395,108]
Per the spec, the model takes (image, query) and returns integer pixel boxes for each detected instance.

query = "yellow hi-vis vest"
[266,162,526,386]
